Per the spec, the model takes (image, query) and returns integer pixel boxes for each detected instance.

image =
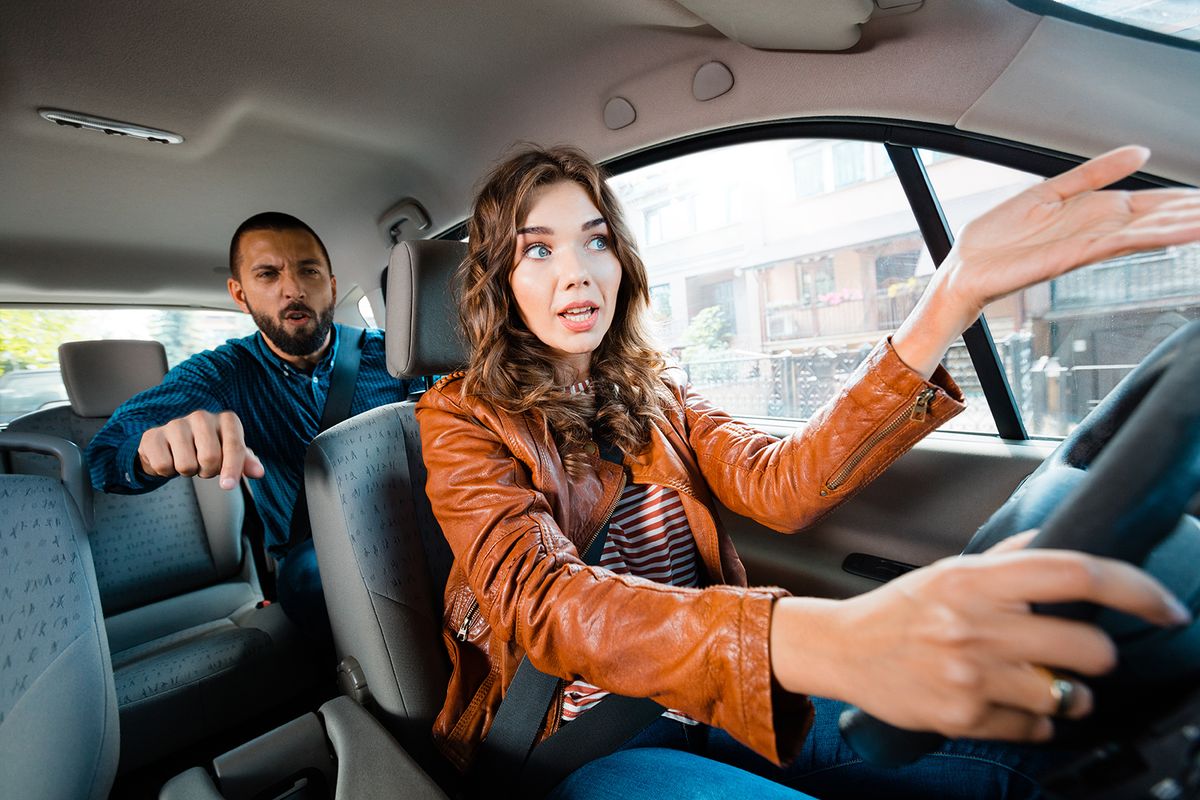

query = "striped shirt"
[562,378,701,723]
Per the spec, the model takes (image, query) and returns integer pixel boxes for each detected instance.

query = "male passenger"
[89,212,422,635]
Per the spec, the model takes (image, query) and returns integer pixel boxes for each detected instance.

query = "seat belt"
[287,326,366,548]
[469,437,665,797]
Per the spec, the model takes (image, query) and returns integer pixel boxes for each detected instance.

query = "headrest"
[59,340,168,418]
[385,239,470,378]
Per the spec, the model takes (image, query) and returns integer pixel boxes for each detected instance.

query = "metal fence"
[680,333,1121,437]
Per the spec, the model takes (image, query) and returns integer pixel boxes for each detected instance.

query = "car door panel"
[719,431,1056,599]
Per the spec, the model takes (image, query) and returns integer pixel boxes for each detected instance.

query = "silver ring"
[1048,676,1077,717]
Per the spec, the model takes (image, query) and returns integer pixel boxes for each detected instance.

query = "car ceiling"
[2,0,1198,310]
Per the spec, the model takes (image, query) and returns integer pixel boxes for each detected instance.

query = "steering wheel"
[840,319,1200,768]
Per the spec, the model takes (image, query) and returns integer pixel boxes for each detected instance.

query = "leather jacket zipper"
[456,599,480,642]
[580,471,626,559]
[825,387,937,492]
[457,472,627,644]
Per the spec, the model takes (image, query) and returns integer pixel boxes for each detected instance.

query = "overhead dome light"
[38,108,184,144]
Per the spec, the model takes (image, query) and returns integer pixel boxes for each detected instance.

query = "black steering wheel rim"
[841,319,1200,767]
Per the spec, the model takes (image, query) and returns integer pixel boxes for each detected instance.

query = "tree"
[681,305,730,363]
[0,310,88,375]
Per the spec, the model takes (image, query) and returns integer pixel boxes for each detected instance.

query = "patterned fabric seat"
[6,340,315,773]
[0,432,118,800]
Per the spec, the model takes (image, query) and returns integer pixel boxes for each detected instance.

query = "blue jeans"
[549,698,1062,800]
[275,537,332,642]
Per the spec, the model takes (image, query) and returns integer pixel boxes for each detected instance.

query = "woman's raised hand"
[892,146,1200,377]
[945,146,1200,318]
[769,533,1191,742]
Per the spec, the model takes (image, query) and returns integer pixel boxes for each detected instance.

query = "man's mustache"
[281,302,315,317]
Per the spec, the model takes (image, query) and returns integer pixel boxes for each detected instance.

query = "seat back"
[0,432,119,800]
[7,340,246,620]
[307,239,466,763]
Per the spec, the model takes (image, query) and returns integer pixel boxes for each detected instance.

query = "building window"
[799,259,836,306]
[649,283,672,321]
[696,279,737,336]
[875,251,920,287]
[833,141,867,188]
[792,149,826,198]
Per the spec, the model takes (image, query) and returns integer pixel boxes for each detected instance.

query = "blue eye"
[586,235,608,251]
[524,243,551,260]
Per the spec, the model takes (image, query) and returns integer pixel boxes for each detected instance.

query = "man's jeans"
[276,537,332,643]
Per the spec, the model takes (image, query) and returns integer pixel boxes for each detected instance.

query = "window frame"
[437,117,1187,441]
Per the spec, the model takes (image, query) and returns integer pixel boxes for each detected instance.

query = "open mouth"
[283,308,312,325]
[558,305,599,332]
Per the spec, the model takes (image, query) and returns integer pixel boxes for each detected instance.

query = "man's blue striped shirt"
[88,324,421,556]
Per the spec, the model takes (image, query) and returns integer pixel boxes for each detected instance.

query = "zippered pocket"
[456,597,481,642]
[824,387,937,492]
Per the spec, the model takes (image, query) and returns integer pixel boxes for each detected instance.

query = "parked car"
[1,1,1197,798]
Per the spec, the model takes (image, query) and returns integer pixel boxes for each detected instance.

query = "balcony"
[1051,246,1200,310]
[763,286,923,343]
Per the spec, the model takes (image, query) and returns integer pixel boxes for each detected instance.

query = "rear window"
[0,307,255,426]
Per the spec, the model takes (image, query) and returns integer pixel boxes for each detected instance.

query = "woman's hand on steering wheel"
[769,531,1192,742]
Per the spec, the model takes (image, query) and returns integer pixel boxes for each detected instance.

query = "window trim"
[885,143,1028,440]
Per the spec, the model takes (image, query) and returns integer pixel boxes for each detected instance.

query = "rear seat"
[6,339,316,772]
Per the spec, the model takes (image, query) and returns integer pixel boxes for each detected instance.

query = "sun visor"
[673,0,922,51]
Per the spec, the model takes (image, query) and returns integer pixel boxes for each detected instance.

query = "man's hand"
[137,410,266,489]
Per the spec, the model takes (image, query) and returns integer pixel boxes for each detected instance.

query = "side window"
[0,308,256,427]
[609,140,996,433]
[922,151,1200,437]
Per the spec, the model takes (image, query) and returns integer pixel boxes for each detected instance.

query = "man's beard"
[249,301,335,357]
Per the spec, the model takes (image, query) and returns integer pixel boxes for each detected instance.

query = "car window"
[0,307,256,425]
[609,139,999,434]
[921,150,1200,437]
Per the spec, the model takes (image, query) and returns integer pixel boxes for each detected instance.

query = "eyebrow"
[252,258,325,271]
[516,218,608,236]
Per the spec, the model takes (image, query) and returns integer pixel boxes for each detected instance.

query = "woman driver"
[415,144,1200,798]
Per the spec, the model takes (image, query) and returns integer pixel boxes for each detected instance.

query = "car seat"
[0,432,119,800]
[5,339,316,772]
[305,240,465,773]
[158,240,463,799]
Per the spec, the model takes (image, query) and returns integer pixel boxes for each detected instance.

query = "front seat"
[305,239,466,776]
[6,339,315,772]
[0,432,119,800]
[158,243,462,798]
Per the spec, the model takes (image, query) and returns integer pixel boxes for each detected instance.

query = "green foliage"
[681,305,730,362]
[0,310,88,375]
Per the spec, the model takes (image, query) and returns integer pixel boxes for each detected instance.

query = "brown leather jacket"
[416,338,964,771]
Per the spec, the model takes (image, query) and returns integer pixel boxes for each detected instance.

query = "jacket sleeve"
[417,385,797,763]
[87,355,233,494]
[681,337,965,533]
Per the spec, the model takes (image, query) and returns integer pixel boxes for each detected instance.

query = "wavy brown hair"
[458,145,672,471]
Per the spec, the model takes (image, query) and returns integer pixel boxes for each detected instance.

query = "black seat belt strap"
[287,326,366,548]
[470,436,665,797]
[521,693,669,798]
